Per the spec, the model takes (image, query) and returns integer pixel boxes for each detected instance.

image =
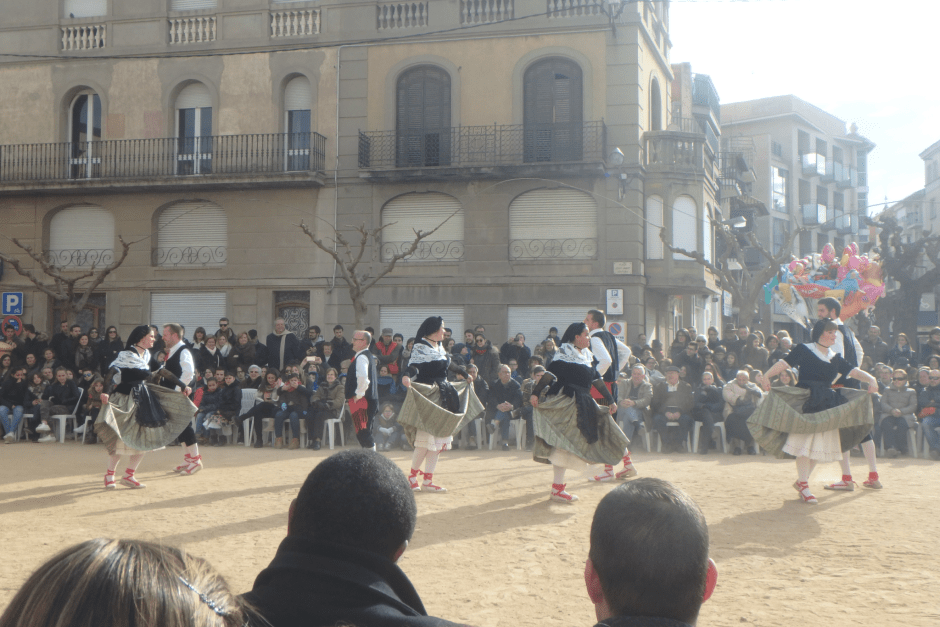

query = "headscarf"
[560,322,588,346]
[415,316,444,340]
[811,319,838,344]
[125,325,152,351]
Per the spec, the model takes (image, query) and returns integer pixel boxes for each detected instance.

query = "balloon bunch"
[768,242,884,322]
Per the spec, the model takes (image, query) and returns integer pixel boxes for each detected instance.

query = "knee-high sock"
[553,465,566,484]
[107,454,122,473]
[424,450,440,474]
[411,447,428,470]
[839,450,852,476]
[796,456,813,484]
[861,439,878,473]
[125,453,144,474]
[185,443,200,458]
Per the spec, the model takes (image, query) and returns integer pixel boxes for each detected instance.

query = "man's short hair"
[590,478,709,624]
[291,450,417,559]
[309,325,321,334]
[163,323,184,338]
[333,325,344,331]
[587,309,606,327]
[818,297,841,317]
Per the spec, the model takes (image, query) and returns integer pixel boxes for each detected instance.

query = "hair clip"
[178,575,226,616]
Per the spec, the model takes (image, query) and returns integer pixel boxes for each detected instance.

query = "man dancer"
[162,324,200,475]
[815,297,881,491]
[585,309,637,482]
[346,330,378,450]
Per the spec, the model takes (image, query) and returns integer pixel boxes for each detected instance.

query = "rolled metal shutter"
[284,76,311,111]
[151,292,227,340]
[672,195,697,259]
[176,83,212,109]
[170,0,217,10]
[507,306,590,350]
[509,188,596,260]
[646,195,664,260]
[156,202,227,266]
[380,306,464,341]
[65,0,107,18]
[382,193,463,262]
[49,206,114,251]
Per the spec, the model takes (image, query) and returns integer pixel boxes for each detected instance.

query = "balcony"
[801,153,826,178]
[691,74,720,126]
[836,213,857,236]
[644,130,718,179]
[821,161,836,183]
[0,132,327,195]
[357,121,606,181]
[801,203,826,226]
[835,163,857,189]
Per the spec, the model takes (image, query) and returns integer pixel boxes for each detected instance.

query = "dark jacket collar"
[596,614,695,627]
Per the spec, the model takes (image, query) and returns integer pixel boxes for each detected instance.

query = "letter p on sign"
[2,292,23,316]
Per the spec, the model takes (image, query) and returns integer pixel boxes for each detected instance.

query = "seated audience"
[691,371,723,455]
[374,403,405,451]
[722,370,763,455]
[651,367,694,453]
[305,367,345,451]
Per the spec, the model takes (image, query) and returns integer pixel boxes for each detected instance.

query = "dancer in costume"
[161,324,201,475]
[529,322,630,504]
[399,316,484,493]
[584,309,637,481]
[346,330,379,450]
[96,326,197,489]
[750,319,877,504]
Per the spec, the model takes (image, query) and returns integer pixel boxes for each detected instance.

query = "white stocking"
[795,456,813,484]
[411,447,428,471]
[424,450,440,474]
[861,439,878,473]
[552,465,566,484]
[839,450,852,476]
[107,454,122,473]
[125,453,145,475]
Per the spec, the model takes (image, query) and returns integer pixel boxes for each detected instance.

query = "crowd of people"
[3,315,939,465]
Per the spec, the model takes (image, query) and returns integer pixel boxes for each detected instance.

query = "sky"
[668,0,940,216]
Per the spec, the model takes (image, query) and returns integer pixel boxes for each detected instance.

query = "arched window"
[69,90,102,179]
[284,76,312,171]
[646,195,664,259]
[49,205,114,268]
[672,196,697,259]
[510,189,596,260]
[154,201,227,267]
[523,57,583,162]
[175,82,212,175]
[650,78,662,131]
[396,66,451,167]
[382,193,464,262]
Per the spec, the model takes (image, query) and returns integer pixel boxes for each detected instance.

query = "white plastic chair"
[322,404,346,450]
[692,421,728,454]
[240,389,258,448]
[655,420,692,453]
[619,418,651,452]
[49,389,84,443]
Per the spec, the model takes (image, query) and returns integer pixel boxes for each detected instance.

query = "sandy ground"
[1,439,939,627]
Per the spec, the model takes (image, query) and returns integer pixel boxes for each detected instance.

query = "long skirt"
[398,381,484,452]
[531,392,630,468]
[747,386,873,461]
[95,385,198,456]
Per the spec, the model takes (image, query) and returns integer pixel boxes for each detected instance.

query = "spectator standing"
[861,326,890,366]
[227,331,257,371]
[96,327,123,375]
[266,318,303,372]
[74,334,96,373]
[216,317,236,345]
[740,333,769,371]
[373,328,403,377]
[921,328,940,365]
[469,333,500,384]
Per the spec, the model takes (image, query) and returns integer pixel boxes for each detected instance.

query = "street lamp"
[607,147,624,167]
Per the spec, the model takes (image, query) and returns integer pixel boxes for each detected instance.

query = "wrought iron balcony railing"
[0,132,326,184]
[358,121,606,170]
[509,238,597,260]
[45,248,114,268]
[381,239,464,262]
[153,246,227,267]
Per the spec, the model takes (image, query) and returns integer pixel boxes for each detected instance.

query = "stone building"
[0,0,719,349]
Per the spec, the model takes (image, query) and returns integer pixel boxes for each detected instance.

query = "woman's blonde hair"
[0,538,262,627]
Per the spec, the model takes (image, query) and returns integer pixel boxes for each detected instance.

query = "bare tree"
[661,220,803,331]
[298,212,458,329]
[0,236,132,327]
[873,214,940,341]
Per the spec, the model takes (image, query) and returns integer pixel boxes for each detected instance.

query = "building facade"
[0,0,718,348]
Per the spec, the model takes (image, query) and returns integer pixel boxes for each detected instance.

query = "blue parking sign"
[2,292,23,316]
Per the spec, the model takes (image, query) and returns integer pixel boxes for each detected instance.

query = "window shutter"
[284,77,311,111]
[672,196,698,259]
[380,307,464,341]
[151,292,227,338]
[170,0,217,10]
[509,189,596,260]
[176,83,211,109]
[50,206,114,252]
[382,193,463,262]
[65,0,106,18]
[646,195,664,260]
[523,58,582,125]
[507,307,590,350]
[156,202,227,266]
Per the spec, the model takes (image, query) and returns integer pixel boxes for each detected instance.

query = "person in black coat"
[691,371,723,454]
[96,326,123,375]
[266,319,303,372]
[242,450,465,627]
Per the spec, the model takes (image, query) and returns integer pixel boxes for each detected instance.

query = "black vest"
[161,344,187,390]
[345,350,379,403]
[592,330,620,383]
[838,324,860,389]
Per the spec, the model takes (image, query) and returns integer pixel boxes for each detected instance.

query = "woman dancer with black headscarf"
[750,319,877,504]
[399,316,484,493]
[95,326,197,489]
[529,322,629,503]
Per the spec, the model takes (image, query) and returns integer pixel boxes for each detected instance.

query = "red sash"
[590,381,613,404]
[347,396,370,432]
